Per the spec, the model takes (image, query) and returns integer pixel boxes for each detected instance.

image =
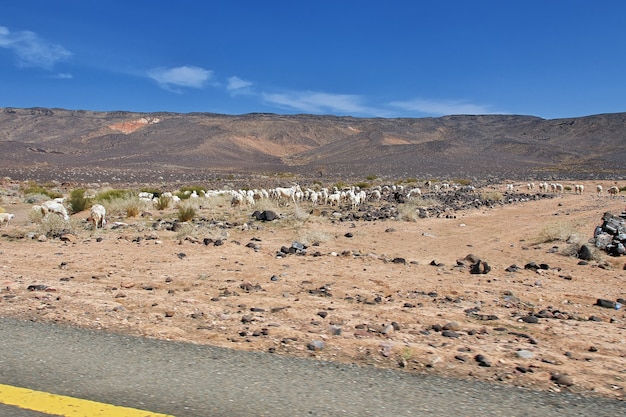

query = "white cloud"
[262,91,374,115]
[54,72,73,79]
[227,76,253,94]
[389,98,493,116]
[147,65,213,92]
[0,25,71,69]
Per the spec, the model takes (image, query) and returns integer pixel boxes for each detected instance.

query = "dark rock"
[344,232,353,238]
[307,340,325,351]
[317,311,328,319]
[470,260,491,274]
[577,244,594,261]
[391,257,406,264]
[474,354,491,367]
[596,298,619,309]
[27,284,48,291]
[442,330,460,338]
[551,373,574,386]
[524,262,540,270]
[520,315,539,324]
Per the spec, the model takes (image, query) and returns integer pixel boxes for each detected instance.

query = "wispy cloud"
[227,76,253,95]
[53,72,73,79]
[0,25,71,69]
[147,65,213,92]
[389,98,494,116]
[262,90,376,115]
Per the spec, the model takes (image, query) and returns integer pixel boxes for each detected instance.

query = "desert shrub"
[125,201,140,218]
[398,201,419,222]
[95,189,131,202]
[68,188,91,213]
[252,197,280,212]
[177,204,196,222]
[353,181,370,189]
[176,185,205,200]
[365,174,378,181]
[23,193,50,204]
[21,181,62,199]
[398,197,434,222]
[175,222,195,239]
[480,191,503,202]
[455,178,472,186]
[154,195,171,210]
[295,228,331,247]
[28,207,44,223]
[535,221,580,244]
[37,214,76,238]
[104,196,147,218]
[395,178,418,185]
[620,185,626,192]
[334,181,348,190]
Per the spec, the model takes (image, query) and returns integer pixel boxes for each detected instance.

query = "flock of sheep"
[512,181,620,196]
[0,180,621,231]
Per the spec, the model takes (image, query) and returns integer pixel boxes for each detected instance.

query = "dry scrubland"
[0,178,625,400]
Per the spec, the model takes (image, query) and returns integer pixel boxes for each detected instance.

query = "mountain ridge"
[1,107,624,183]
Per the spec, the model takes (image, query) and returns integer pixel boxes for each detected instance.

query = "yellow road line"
[0,383,174,417]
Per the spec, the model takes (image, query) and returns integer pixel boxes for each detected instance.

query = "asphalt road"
[0,317,623,416]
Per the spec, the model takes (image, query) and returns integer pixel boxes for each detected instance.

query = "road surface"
[0,317,623,416]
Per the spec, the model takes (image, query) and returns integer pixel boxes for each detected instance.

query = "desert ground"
[0,178,625,400]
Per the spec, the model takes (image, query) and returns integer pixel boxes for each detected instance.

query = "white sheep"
[407,188,422,198]
[608,185,619,198]
[41,200,69,221]
[574,184,584,194]
[0,213,15,228]
[89,204,107,229]
[596,185,603,195]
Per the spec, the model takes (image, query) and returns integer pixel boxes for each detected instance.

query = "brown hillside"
[1,107,625,183]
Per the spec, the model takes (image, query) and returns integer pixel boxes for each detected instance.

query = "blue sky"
[2,1,625,119]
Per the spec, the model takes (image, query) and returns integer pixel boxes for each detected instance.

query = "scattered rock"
[307,340,325,351]
[551,373,574,387]
[475,354,491,367]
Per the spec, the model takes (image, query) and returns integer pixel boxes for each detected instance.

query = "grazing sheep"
[608,185,619,198]
[596,185,603,195]
[407,188,422,198]
[41,200,69,221]
[0,213,15,227]
[89,204,107,229]
[574,184,585,194]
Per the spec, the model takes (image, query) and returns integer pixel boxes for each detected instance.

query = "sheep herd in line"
[0,179,620,231]
[515,181,619,196]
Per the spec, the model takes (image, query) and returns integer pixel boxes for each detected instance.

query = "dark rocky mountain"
[0,107,624,184]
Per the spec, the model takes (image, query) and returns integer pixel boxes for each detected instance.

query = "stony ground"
[0,180,625,400]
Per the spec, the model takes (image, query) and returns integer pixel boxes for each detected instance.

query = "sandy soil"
[0,180,625,400]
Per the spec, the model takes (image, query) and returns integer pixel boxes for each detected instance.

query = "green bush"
[95,189,131,202]
[365,174,378,181]
[176,185,205,200]
[154,195,171,210]
[21,181,62,199]
[68,188,91,213]
[177,204,196,222]
[353,182,370,189]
